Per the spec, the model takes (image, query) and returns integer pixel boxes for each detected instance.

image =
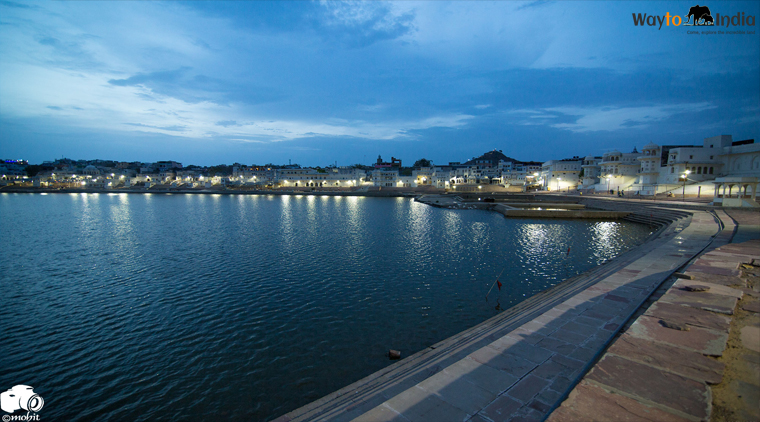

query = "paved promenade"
[277,208,735,421]
[548,238,759,422]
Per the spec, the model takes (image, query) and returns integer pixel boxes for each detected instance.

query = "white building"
[659,135,728,185]
[372,168,399,187]
[712,138,760,207]
[636,143,661,195]
[540,158,582,191]
[568,134,759,206]
[580,156,602,188]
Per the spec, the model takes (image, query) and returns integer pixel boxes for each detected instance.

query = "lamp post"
[681,169,691,200]
[557,177,561,192]
[606,175,611,194]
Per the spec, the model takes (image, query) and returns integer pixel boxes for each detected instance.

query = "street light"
[681,169,691,200]
[557,177,561,192]
[606,175,611,193]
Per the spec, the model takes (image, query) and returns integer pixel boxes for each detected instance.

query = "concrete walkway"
[547,239,759,422]
[276,210,731,422]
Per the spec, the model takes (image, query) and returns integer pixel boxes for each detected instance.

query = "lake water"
[0,193,652,421]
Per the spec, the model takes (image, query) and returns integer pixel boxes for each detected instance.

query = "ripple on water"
[0,194,652,421]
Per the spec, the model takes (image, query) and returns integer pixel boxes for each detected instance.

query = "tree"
[25,165,43,177]
[414,158,432,168]
[208,165,232,176]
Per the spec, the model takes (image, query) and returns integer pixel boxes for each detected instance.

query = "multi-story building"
[540,157,582,191]
[597,148,644,192]
[0,160,27,178]
[580,156,602,188]
[413,167,433,186]
[712,138,760,207]
[430,166,454,189]
[372,167,399,187]
[277,167,365,188]
[635,143,661,194]
[659,135,728,184]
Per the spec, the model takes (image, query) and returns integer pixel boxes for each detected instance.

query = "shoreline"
[275,202,743,421]
[0,186,421,197]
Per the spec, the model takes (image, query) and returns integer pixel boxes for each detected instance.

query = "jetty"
[275,197,759,422]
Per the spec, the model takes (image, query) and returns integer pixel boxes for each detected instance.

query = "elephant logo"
[685,4,713,25]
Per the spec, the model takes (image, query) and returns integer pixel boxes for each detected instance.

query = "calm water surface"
[0,193,652,421]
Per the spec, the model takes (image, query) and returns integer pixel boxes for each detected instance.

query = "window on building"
[710,156,713,159]
[697,167,702,174]
[709,167,714,174]
[671,167,674,174]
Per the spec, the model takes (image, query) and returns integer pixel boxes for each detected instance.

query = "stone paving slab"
[548,238,756,422]
[672,279,744,299]
[658,288,739,315]
[645,301,732,332]
[626,315,729,356]
[442,357,519,396]
[383,386,471,422]
[683,271,744,286]
[416,370,498,414]
[585,356,712,420]
[744,301,760,313]
[352,405,407,422]
[741,326,760,353]
[548,382,693,422]
[605,335,725,384]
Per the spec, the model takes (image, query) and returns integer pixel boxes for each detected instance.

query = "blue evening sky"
[1,1,758,166]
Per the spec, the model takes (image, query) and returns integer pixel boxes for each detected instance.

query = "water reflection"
[0,194,653,422]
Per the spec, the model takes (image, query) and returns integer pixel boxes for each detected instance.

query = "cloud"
[107,67,215,104]
[0,0,40,9]
[38,37,60,47]
[108,67,191,88]
[229,138,267,144]
[516,1,552,11]
[357,104,386,112]
[125,122,188,132]
[108,68,283,106]
[542,103,717,132]
[1,0,756,166]
[313,1,416,47]
[287,146,321,151]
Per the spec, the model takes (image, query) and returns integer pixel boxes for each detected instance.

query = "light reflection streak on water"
[591,221,619,263]
[409,200,432,263]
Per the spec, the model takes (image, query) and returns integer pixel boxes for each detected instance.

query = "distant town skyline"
[1,1,758,167]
